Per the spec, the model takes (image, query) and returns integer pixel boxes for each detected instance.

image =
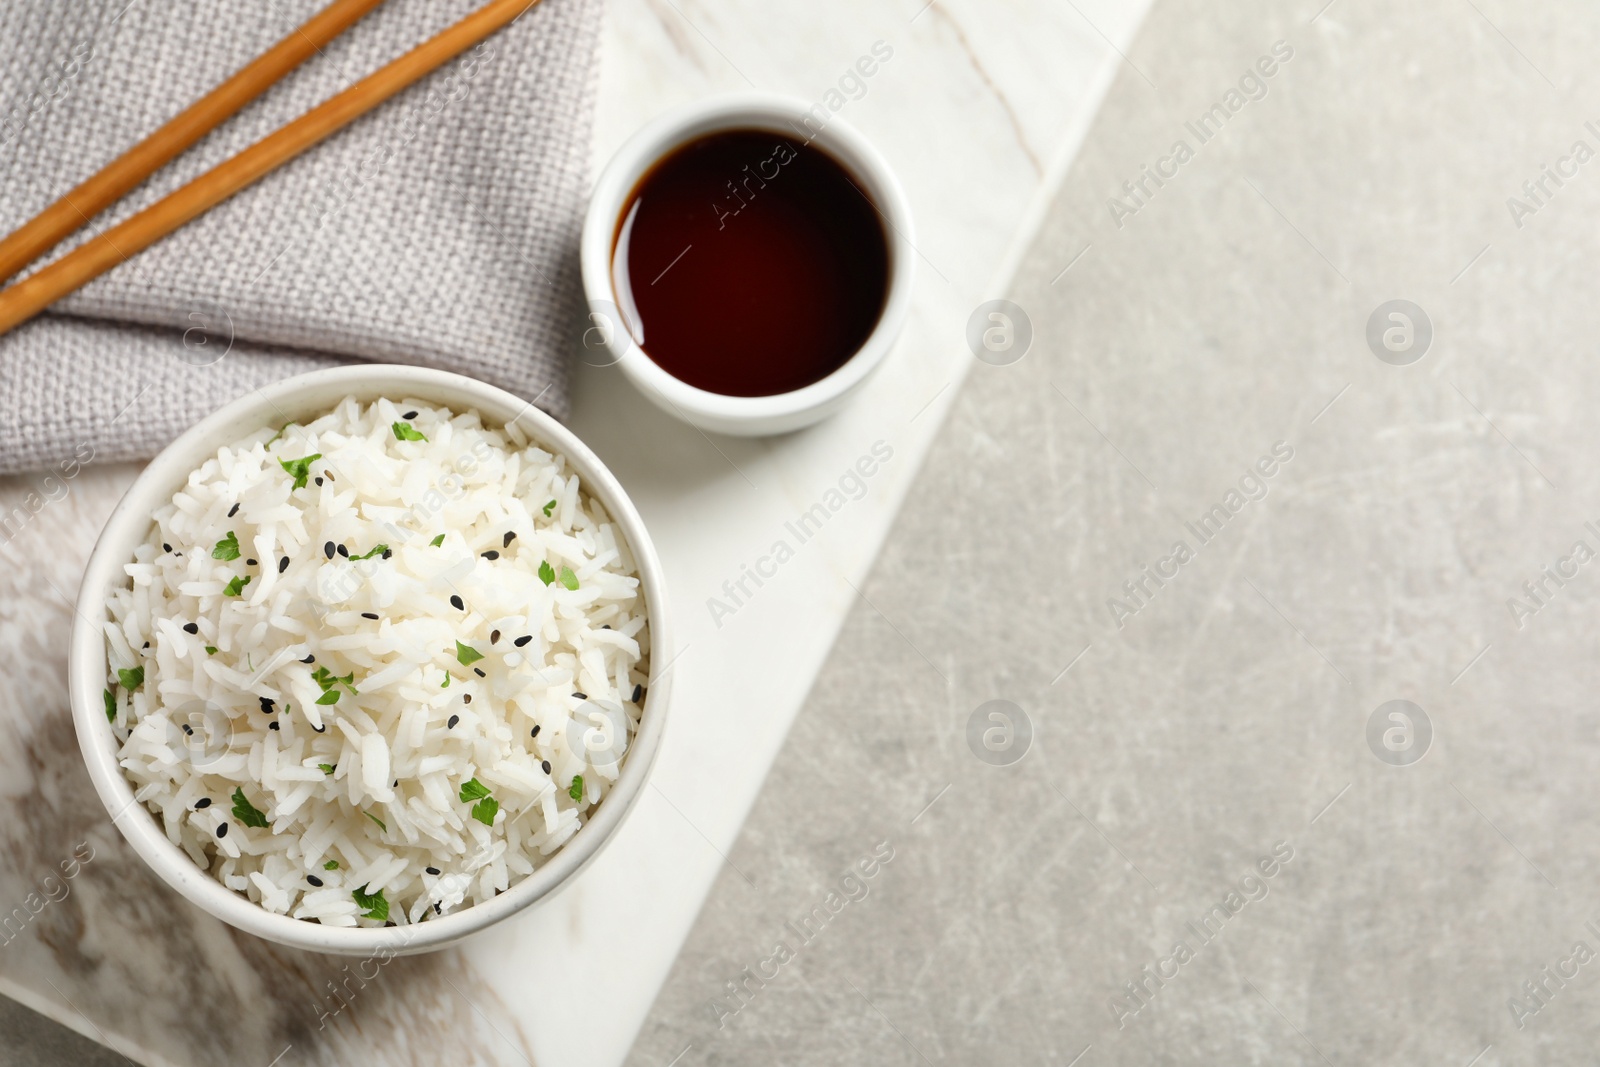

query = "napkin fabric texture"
[0,0,600,476]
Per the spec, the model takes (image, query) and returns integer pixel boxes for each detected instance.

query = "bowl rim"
[67,364,672,956]
[579,91,917,431]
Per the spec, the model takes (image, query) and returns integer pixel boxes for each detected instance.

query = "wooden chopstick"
[0,0,387,287]
[0,0,543,338]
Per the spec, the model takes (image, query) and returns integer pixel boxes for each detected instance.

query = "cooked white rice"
[103,397,649,927]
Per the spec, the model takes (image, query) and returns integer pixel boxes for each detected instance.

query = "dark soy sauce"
[612,129,890,397]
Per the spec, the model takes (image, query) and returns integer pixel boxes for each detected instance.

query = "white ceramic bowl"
[67,365,671,957]
[580,92,915,436]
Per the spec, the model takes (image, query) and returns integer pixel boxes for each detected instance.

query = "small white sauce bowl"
[581,92,916,436]
[67,365,672,957]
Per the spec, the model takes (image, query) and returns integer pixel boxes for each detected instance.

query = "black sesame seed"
[163,542,173,553]
[404,410,418,419]
[228,503,240,518]
[482,550,499,560]
[307,875,324,887]
[194,797,211,809]
[314,477,324,487]
[142,641,150,649]
[530,725,540,738]
[447,714,459,729]
[632,684,643,703]
[216,823,228,838]
[183,622,198,634]
[425,866,440,875]
[279,556,290,573]
[313,723,326,733]
[182,724,194,735]
[336,544,348,558]
[301,654,315,664]
[381,549,392,559]
[361,612,379,620]
[602,624,612,630]
[324,541,335,559]
[462,694,472,704]
[503,531,516,548]
[268,721,280,731]
[513,635,532,647]
[473,668,485,678]
[450,595,464,610]
[541,760,551,774]
[572,691,586,700]
[246,558,258,566]
[490,630,501,644]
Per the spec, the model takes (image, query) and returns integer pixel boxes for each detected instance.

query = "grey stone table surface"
[625,0,1600,1065]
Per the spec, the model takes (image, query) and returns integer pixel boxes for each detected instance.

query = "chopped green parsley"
[312,666,357,705]
[458,777,498,826]
[230,787,269,829]
[278,453,322,490]
[352,884,388,921]
[211,530,241,561]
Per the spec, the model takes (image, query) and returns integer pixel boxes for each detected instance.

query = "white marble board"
[0,0,1150,1063]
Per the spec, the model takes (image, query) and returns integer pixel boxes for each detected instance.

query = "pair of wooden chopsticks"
[0,0,542,337]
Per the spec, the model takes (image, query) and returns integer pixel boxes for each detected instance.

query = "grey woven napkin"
[0,0,599,476]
